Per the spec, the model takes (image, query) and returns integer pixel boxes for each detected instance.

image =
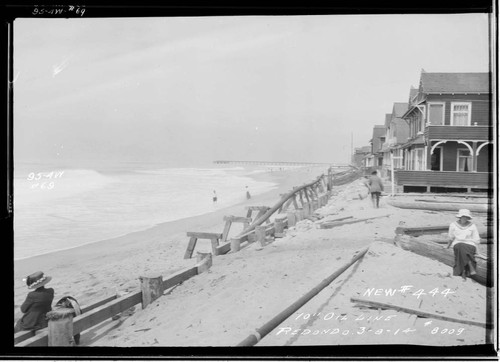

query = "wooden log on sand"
[395,225,491,242]
[350,297,492,329]
[394,236,492,287]
[387,199,489,213]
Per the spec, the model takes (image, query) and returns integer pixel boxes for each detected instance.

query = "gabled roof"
[384,113,392,128]
[420,72,490,94]
[409,86,418,103]
[392,102,409,118]
[372,125,385,138]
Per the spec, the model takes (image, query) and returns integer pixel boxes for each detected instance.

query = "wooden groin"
[184,167,362,259]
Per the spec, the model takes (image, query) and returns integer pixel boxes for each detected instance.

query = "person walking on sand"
[14,271,54,333]
[212,190,217,204]
[446,209,480,281]
[367,170,384,208]
[246,186,251,200]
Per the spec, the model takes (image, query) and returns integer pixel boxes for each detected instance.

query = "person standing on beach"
[246,186,251,200]
[212,190,217,204]
[14,271,54,333]
[367,170,384,208]
[446,209,480,281]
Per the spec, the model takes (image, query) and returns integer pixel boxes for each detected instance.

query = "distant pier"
[214,160,351,168]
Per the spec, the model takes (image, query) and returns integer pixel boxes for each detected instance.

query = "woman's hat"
[23,271,52,289]
[456,209,473,219]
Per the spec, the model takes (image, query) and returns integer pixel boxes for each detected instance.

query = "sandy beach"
[14,171,493,352]
[14,167,328,320]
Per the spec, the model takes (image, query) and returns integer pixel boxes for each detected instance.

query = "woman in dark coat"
[14,271,54,333]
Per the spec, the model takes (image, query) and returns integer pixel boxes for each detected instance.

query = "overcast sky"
[13,14,490,167]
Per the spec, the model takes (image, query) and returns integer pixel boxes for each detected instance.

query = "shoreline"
[14,167,328,315]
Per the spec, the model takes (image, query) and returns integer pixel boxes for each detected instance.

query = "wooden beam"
[15,294,118,345]
[387,200,489,213]
[186,232,223,239]
[72,292,143,335]
[395,236,491,287]
[351,297,492,329]
[319,215,390,229]
[162,266,198,291]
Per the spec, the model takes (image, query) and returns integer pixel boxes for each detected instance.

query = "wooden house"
[381,102,410,179]
[367,125,386,170]
[395,71,492,192]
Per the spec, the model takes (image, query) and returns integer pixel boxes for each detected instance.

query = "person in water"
[246,186,251,200]
[213,190,217,203]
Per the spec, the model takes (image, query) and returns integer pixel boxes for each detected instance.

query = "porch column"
[472,141,477,172]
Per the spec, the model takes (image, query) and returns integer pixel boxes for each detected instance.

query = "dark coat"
[17,287,54,331]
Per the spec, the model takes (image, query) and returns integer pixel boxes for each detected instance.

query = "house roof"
[393,102,409,118]
[372,125,385,139]
[384,113,392,127]
[420,72,490,94]
[409,86,418,102]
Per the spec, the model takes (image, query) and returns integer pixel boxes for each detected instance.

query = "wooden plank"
[320,215,390,229]
[395,236,491,287]
[221,220,232,243]
[387,200,489,213]
[395,225,490,240]
[162,266,198,291]
[223,216,252,223]
[184,236,198,259]
[81,294,118,314]
[72,292,143,335]
[414,199,492,205]
[15,294,118,345]
[186,232,223,239]
[351,297,492,329]
[15,331,49,347]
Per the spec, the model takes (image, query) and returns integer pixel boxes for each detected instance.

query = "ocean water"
[13,162,281,260]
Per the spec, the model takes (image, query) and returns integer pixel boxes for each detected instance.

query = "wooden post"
[139,275,163,309]
[275,215,287,237]
[287,211,296,227]
[221,219,232,244]
[210,237,220,256]
[292,195,299,210]
[230,238,241,253]
[184,236,198,259]
[255,225,266,246]
[47,308,75,346]
[303,202,310,217]
[296,207,304,221]
[196,252,212,273]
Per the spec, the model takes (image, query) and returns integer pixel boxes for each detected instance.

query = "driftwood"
[351,297,492,329]
[387,199,489,213]
[395,225,491,242]
[414,198,492,205]
[319,215,390,229]
[394,236,492,287]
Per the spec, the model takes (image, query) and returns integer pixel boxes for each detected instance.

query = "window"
[451,102,471,126]
[428,103,445,125]
[457,149,472,171]
[415,148,425,170]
